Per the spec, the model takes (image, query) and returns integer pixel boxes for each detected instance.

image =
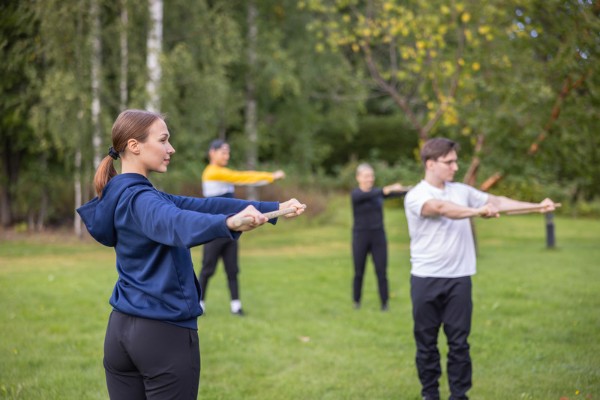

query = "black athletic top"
[351,188,389,231]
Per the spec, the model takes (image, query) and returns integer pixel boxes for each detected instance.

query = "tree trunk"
[90,0,102,169]
[146,0,163,112]
[74,147,83,237]
[120,0,129,110]
[0,136,19,227]
[463,133,485,187]
[244,0,259,201]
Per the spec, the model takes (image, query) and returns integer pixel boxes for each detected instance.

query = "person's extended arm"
[203,165,284,186]
[382,183,409,196]
[421,199,498,219]
[487,195,556,213]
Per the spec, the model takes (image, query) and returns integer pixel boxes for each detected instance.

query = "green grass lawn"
[1,197,599,399]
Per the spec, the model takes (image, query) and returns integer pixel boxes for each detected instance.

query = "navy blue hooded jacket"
[77,173,278,329]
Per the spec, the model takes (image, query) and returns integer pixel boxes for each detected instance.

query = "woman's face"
[139,118,175,174]
[356,168,375,190]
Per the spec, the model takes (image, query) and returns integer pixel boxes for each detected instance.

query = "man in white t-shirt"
[404,138,555,400]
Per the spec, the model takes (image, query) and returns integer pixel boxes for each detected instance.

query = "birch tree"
[120,0,129,109]
[245,0,259,200]
[90,0,102,170]
[146,0,163,112]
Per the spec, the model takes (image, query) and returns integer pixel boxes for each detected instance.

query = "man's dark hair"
[208,139,227,152]
[420,138,460,165]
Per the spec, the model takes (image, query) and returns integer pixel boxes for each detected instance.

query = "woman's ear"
[127,138,141,155]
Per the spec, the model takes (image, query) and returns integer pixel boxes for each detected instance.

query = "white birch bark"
[244,0,259,200]
[74,147,82,237]
[120,0,129,110]
[90,0,102,169]
[146,0,163,112]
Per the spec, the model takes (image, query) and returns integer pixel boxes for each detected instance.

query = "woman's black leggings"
[352,229,389,305]
[103,310,200,400]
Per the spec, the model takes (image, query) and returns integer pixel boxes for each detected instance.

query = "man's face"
[428,150,459,182]
[209,144,230,167]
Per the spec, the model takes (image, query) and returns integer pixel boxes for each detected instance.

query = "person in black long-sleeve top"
[351,163,407,311]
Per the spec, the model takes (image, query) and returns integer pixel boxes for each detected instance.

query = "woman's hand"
[226,205,268,232]
[279,198,306,219]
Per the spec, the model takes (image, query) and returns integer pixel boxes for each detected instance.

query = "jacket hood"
[77,174,153,246]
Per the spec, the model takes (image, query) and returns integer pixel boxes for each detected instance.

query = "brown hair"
[94,109,165,197]
[420,138,460,165]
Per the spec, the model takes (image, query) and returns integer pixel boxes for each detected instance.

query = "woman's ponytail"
[94,153,118,197]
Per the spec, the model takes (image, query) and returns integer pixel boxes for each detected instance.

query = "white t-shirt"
[404,180,489,278]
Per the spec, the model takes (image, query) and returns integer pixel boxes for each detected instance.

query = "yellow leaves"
[478,25,494,41]
[478,25,491,35]
[352,43,360,52]
[442,106,459,126]
[461,12,471,23]
[472,62,480,71]
[343,14,351,23]
[383,2,394,12]
[315,43,325,53]
[401,46,416,60]
[442,61,455,75]
[416,40,426,50]
[441,5,450,15]
[465,29,473,42]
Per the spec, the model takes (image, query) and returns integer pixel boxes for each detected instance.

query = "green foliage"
[1,0,600,229]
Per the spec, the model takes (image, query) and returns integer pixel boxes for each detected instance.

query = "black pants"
[104,310,200,400]
[199,237,239,301]
[411,275,472,400]
[352,229,389,305]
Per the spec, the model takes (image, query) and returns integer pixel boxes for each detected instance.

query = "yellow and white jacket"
[201,164,275,198]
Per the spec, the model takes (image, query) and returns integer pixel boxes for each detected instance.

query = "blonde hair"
[93,109,164,197]
[356,163,373,176]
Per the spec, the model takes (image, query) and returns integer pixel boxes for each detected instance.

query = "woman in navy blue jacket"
[77,109,305,400]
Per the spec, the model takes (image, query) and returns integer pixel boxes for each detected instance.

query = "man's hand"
[538,198,556,213]
[476,204,500,218]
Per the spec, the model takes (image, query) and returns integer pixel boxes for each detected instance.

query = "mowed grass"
[1,197,599,399]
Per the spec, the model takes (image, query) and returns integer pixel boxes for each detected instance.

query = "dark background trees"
[1,0,599,230]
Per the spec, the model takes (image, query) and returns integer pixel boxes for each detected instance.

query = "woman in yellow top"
[200,140,285,315]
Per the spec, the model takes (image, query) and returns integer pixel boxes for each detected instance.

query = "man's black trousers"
[410,275,472,400]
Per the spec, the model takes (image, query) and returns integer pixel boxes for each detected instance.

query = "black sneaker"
[353,302,360,310]
[231,309,245,316]
[381,303,389,311]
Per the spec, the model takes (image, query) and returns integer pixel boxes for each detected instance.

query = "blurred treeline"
[1,0,600,232]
